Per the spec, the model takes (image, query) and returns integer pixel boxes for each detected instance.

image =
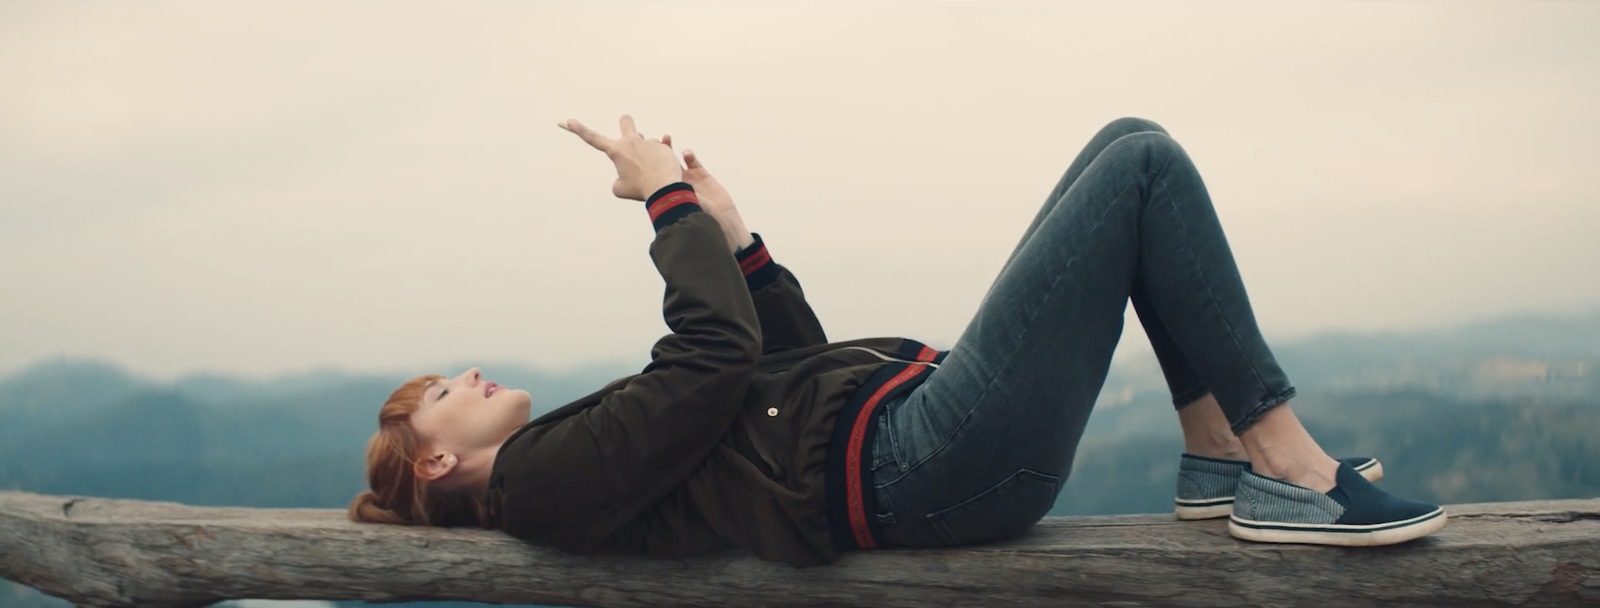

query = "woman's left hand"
[661,135,754,252]
[659,136,733,214]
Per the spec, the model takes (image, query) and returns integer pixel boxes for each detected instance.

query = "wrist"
[641,175,683,200]
[709,210,753,252]
[644,182,700,232]
[725,229,755,253]
[733,232,780,291]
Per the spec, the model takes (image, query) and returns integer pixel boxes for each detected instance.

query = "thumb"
[612,178,633,200]
[683,149,704,171]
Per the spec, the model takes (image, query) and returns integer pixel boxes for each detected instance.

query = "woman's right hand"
[558,115,684,202]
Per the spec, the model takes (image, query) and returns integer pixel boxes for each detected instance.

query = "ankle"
[1236,405,1342,489]
[1252,453,1340,492]
[1177,394,1246,460]
[1184,435,1248,461]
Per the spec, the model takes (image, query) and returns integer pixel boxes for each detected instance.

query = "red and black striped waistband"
[825,342,945,551]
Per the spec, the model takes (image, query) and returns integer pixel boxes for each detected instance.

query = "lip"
[484,381,501,398]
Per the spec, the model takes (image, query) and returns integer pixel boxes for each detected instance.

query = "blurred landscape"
[4,308,1599,607]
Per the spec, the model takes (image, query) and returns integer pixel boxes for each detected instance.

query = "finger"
[661,135,685,168]
[683,149,704,170]
[558,118,614,152]
[619,114,639,139]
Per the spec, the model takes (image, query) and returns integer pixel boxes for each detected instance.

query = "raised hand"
[558,115,683,201]
[657,137,753,253]
[661,139,734,217]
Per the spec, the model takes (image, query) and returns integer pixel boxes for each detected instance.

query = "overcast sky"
[2,1,1597,380]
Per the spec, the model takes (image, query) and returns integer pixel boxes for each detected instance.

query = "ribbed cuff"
[734,232,780,291]
[645,182,701,232]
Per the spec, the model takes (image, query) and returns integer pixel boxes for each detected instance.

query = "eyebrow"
[423,380,438,403]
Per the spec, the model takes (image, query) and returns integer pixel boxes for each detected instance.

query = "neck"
[455,427,517,497]
[453,445,498,497]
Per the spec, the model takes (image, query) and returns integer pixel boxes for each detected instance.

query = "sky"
[2,1,1598,381]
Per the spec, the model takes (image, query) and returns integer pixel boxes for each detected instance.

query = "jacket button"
[767,407,779,417]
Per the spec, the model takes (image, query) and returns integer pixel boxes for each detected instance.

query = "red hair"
[347,374,491,528]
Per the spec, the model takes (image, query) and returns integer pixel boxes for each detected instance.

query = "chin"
[509,389,533,415]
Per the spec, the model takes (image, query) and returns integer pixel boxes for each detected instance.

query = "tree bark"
[2,491,1597,607]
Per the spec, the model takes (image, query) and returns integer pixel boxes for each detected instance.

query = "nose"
[458,368,481,386]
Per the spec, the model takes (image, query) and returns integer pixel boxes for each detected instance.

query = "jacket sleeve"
[734,233,828,354]
[507,183,762,546]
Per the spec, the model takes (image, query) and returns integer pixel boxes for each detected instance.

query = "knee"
[1102,130,1185,171]
[1098,116,1169,140]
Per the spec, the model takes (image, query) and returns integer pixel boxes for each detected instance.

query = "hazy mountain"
[1098,308,1600,403]
[0,358,149,444]
[1321,308,1600,359]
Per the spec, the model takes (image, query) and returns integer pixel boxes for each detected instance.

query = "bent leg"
[998,117,1210,412]
[875,129,1293,547]
[995,116,1169,276]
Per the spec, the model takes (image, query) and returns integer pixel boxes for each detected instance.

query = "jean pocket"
[870,412,898,473]
[927,468,1061,546]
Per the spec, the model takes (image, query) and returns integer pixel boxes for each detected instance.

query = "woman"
[349,115,1446,567]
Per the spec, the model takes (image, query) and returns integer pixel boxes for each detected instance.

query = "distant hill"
[1320,308,1600,359]
[0,359,148,446]
[1272,309,1600,396]
[1098,308,1600,404]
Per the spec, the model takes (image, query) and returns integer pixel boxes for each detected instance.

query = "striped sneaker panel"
[1175,454,1249,505]
[1234,470,1345,524]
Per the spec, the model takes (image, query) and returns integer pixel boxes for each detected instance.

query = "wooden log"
[2,491,1597,607]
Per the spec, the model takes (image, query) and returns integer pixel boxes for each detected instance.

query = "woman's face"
[408,367,532,457]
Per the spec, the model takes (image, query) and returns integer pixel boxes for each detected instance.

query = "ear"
[414,451,458,482]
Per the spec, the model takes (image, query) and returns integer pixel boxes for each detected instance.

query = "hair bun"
[348,489,405,525]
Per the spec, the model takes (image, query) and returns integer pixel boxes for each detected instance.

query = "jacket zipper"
[838,345,942,368]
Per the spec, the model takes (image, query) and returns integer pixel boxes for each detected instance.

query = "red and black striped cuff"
[734,232,780,291]
[645,182,701,232]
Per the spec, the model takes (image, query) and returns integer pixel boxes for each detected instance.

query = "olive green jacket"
[486,183,943,567]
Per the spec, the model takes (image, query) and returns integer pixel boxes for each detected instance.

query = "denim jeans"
[870,117,1296,548]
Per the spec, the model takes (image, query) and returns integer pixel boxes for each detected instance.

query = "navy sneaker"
[1228,461,1447,546]
[1174,454,1382,520]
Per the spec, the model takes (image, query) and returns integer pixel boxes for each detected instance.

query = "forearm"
[704,206,756,253]
[733,233,829,354]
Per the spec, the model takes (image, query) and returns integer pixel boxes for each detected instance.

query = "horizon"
[5,304,1597,383]
[4,2,1599,381]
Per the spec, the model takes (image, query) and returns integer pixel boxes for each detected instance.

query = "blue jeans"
[870,117,1296,548]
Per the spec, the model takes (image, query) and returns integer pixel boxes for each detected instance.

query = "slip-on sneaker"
[1228,461,1447,546]
[1174,454,1383,520]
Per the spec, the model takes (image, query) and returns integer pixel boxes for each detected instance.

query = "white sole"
[1177,457,1388,521]
[1174,502,1235,520]
[1228,508,1448,547]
